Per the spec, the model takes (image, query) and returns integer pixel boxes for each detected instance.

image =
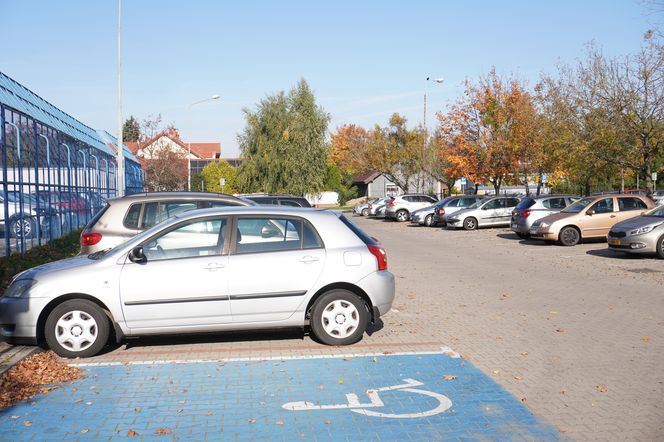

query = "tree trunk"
[584,176,591,196]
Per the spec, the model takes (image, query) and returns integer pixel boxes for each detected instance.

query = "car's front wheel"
[656,234,664,259]
[45,299,110,358]
[10,217,36,239]
[362,208,369,216]
[424,214,434,227]
[463,217,477,230]
[310,290,368,346]
[559,226,580,246]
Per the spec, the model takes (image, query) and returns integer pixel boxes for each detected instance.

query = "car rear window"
[339,214,378,246]
[516,198,536,210]
[85,203,110,230]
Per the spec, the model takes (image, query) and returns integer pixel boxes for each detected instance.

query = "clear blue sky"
[1,0,657,157]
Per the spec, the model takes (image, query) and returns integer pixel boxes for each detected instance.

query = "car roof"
[107,192,246,204]
[172,205,329,219]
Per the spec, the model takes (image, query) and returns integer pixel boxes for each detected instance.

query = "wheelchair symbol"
[282,378,452,419]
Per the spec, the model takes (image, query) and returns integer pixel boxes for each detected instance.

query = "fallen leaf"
[23,420,32,427]
[205,411,213,416]
[85,402,93,405]
[276,419,284,425]
[372,357,377,363]
[492,370,500,375]
[248,418,256,424]
[155,428,172,435]
[128,429,138,437]
[324,419,332,424]
[10,415,19,419]
[520,397,527,403]
[448,409,457,413]
[338,379,344,384]
[641,337,650,341]
[80,428,89,434]
[513,376,523,381]
[134,407,141,413]
[520,352,529,356]
[177,409,183,413]
[595,384,608,393]
[549,310,558,314]
[443,375,458,381]
[556,328,565,333]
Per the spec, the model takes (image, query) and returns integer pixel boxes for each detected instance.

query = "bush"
[0,231,81,292]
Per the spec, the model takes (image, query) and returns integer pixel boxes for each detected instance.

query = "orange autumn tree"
[329,124,373,176]
[437,69,531,194]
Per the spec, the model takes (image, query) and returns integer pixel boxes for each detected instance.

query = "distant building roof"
[352,171,382,184]
[95,130,140,162]
[188,142,221,159]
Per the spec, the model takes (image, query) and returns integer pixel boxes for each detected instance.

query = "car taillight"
[81,232,102,246]
[522,210,531,218]
[367,244,387,271]
[438,208,445,216]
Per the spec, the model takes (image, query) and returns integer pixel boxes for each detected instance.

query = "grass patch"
[0,231,81,292]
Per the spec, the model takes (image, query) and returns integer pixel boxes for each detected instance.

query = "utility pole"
[116,0,124,196]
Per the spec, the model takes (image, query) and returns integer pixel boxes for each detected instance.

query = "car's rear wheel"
[559,226,580,246]
[361,208,369,216]
[310,290,368,346]
[395,210,409,222]
[424,214,434,227]
[463,217,477,230]
[656,234,664,259]
[45,299,110,358]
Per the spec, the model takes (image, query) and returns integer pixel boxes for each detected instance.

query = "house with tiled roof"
[127,132,221,160]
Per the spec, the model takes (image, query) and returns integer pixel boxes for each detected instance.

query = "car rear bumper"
[355,271,395,316]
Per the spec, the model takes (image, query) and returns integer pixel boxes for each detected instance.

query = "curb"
[0,342,42,376]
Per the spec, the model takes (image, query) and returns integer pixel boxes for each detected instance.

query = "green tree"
[200,161,238,194]
[237,79,330,195]
[324,164,357,205]
[122,116,140,142]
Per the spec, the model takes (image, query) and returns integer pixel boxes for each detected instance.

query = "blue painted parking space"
[0,351,560,441]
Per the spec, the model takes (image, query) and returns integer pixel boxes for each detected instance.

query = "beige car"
[529,194,655,246]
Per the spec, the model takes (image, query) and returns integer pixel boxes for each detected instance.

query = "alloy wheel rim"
[55,310,98,352]
[563,228,578,244]
[321,300,360,339]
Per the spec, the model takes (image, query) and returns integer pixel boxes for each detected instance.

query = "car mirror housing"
[586,209,595,216]
[128,246,146,263]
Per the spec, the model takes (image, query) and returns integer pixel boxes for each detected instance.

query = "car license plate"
[511,223,517,229]
[608,239,621,246]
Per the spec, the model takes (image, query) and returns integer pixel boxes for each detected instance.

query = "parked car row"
[354,192,663,258]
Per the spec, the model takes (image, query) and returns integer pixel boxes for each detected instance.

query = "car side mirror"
[586,209,595,216]
[261,225,281,238]
[128,246,146,263]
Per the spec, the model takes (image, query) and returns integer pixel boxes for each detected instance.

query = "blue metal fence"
[0,75,144,257]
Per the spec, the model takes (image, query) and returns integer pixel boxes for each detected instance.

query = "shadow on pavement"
[586,248,654,260]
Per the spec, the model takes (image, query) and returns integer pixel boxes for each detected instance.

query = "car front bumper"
[0,296,49,344]
[529,227,557,240]
[607,235,658,254]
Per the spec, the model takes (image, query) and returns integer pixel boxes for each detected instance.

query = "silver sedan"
[608,205,664,258]
[0,207,395,357]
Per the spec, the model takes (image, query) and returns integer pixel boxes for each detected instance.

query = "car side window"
[444,199,459,207]
[423,196,437,203]
[143,217,226,262]
[505,198,519,208]
[279,200,301,207]
[544,198,566,209]
[142,201,199,228]
[590,198,614,214]
[460,198,476,206]
[483,199,499,209]
[124,204,142,229]
[235,217,320,254]
[618,197,646,211]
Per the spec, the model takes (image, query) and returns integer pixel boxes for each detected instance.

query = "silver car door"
[119,217,231,329]
[228,216,326,323]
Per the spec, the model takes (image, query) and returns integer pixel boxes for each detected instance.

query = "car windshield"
[643,206,664,218]
[561,197,594,213]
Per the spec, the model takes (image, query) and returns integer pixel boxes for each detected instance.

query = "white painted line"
[69,346,458,367]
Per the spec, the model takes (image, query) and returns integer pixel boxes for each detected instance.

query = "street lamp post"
[187,94,220,191]
[423,77,444,193]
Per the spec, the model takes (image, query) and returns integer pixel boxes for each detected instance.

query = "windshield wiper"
[88,248,111,260]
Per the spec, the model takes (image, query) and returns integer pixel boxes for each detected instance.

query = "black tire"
[45,299,110,358]
[424,214,434,227]
[463,217,478,231]
[656,234,664,259]
[10,217,36,239]
[361,208,369,217]
[516,232,530,239]
[559,226,580,247]
[310,290,368,346]
[395,210,409,222]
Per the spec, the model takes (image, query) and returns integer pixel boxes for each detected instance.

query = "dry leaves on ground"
[155,428,173,435]
[0,351,83,409]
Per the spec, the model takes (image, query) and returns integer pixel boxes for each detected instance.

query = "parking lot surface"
[1,351,558,441]
[3,214,664,440]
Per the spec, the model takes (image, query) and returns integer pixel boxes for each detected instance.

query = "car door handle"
[298,255,320,264]
[203,262,225,270]
[610,215,616,218]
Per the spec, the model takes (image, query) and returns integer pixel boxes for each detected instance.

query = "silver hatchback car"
[1,207,395,358]
[446,196,521,230]
[80,192,251,254]
[510,195,579,238]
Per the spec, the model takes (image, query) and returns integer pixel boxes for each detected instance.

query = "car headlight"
[538,222,550,230]
[3,279,37,298]
[630,224,661,236]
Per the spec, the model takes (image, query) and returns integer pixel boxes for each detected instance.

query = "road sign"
[219,178,226,186]
[460,177,467,185]
[652,172,657,181]
[541,174,548,183]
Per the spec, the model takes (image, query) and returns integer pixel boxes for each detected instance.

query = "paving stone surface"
[2,214,664,440]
